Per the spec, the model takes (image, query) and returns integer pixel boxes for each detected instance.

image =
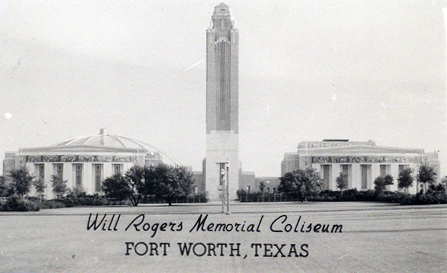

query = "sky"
[0,0,446,177]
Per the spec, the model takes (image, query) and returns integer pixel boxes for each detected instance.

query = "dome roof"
[19,129,180,165]
[52,129,156,153]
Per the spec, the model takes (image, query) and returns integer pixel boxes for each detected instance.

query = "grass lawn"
[1,202,446,272]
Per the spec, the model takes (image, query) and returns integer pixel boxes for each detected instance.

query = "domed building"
[3,129,162,199]
[281,139,440,194]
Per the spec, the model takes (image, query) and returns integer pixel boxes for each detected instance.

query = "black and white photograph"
[1,1,446,272]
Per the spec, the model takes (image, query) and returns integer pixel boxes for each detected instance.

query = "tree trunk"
[130,197,139,206]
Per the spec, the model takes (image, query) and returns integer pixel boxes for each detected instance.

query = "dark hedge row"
[236,189,447,205]
[0,194,113,211]
[0,192,209,211]
[400,193,447,205]
[140,193,208,204]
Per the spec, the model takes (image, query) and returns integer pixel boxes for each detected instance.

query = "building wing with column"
[3,129,162,199]
[281,139,440,194]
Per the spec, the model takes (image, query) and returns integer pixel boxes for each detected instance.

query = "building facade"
[282,140,440,194]
[205,3,240,200]
[3,129,162,199]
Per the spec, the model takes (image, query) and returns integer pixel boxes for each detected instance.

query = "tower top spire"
[211,3,233,30]
[213,3,231,17]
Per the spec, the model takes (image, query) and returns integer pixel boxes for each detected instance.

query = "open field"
[1,202,446,272]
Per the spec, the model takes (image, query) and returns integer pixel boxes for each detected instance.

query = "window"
[322,165,331,189]
[380,165,390,177]
[113,164,123,175]
[93,164,103,192]
[53,164,63,179]
[73,164,83,187]
[341,164,351,188]
[35,164,45,182]
[361,165,370,189]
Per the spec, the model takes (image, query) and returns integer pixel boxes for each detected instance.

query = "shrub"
[34,194,111,209]
[376,192,406,203]
[400,195,417,205]
[37,200,67,209]
[54,198,74,207]
[400,193,447,205]
[0,195,39,211]
[139,193,208,204]
[7,167,34,197]
[356,190,378,201]
[51,175,68,199]
[309,194,336,202]
[186,193,208,203]
[339,188,359,201]
[69,195,109,206]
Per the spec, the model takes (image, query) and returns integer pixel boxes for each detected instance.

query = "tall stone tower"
[205,3,239,200]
